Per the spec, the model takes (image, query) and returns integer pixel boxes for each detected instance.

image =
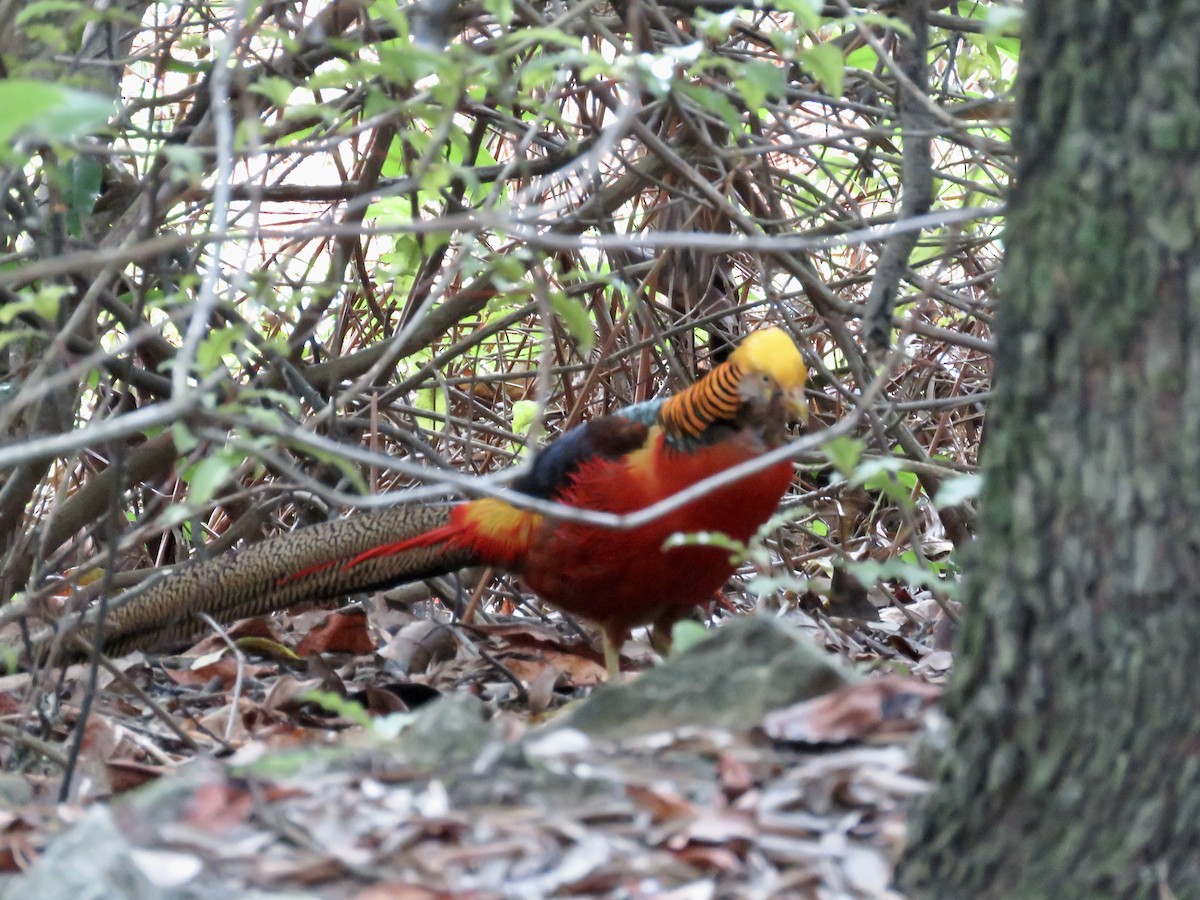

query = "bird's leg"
[602,627,627,681]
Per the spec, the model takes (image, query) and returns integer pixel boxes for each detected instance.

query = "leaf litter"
[0,584,950,898]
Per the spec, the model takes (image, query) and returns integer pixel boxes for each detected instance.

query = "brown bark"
[900,2,1200,896]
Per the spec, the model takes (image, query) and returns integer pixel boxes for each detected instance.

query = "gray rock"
[561,616,854,738]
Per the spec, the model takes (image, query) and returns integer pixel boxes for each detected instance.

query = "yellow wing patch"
[460,498,543,564]
[615,425,663,498]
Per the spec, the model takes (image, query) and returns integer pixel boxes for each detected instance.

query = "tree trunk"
[900,2,1200,896]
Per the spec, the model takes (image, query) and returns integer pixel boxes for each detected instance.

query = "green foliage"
[301,689,373,728]
[195,324,248,375]
[736,60,787,111]
[801,43,845,97]
[935,474,982,509]
[822,437,923,508]
[0,285,66,325]
[855,457,919,506]
[0,642,19,676]
[849,556,957,595]
[64,155,103,236]
[0,0,1009,666]
[549,294,594,352]
[822,435,866,478]
[511,399,539,436]
[159,145,205,187]
[171,422,200,455]
[771,0,824,30]
[670,619,710,655]
[982,6,1024,40]
[15,0,86,25]
[675,82,743,131]
[480,0,514,28]
[247,76,297,109]
[299,690,419,740]
[0,80,112,162]
[182,452,242,508]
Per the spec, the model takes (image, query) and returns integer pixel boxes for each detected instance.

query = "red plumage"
[53,329,808,676]
[519,429,794,643]
[337,328,809,676]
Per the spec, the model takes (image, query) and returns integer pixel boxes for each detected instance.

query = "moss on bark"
[900,3,1200,896]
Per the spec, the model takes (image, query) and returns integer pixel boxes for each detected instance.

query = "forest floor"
[0,588,951,899]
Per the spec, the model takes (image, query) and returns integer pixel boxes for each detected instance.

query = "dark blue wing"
[511,407,657,500]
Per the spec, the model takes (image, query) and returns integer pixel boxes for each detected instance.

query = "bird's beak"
[787,386,809,427]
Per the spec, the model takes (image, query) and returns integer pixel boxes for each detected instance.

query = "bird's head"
[728,327,809,430]
[658,326,809,445]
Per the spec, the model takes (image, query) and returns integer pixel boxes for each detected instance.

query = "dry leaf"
[376,620,457,674]
[297,609,375,656]
[763,675,941,745]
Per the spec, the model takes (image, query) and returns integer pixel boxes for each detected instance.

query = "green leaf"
[172,421,200,454]
[160,145,205,186]
[983,7,1024,38]
[66,155,103,237]
[238,388,304,419]
[549,294,595,352]
[378,42,444,89]
[511,399,539,435]
[371,712,418,739]
[771,0,823,30]
[0,642,19,675]
[480,0,513,27]
[195,324,244,374]
[802,43,845,97]
[0,285,68,324]
[490,254,530,290]
[934,473,982,508]
[822,435,865,477]
[844,45,879,71]
[849,558,954,593]
[670,620,709,655]
[736,60,786,111]
[15,0,81,25]
[370,0,412,38]
[247,76,297,108]
[184,455,236,507]
[302,689,372,728]
[693,9,740,41]
[0,81,112,153]
[745,571,807,597]
[988,34,1021,62]
[0,330,33,353]
[676,82,742,131]
[856,457,919,503]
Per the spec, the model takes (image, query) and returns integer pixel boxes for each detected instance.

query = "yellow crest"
[728,327,808,393]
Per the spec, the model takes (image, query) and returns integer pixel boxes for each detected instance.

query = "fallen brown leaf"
[376,620,457,674]
[162,656,266,688]
[763,675,942,745]
[297,609,375,656]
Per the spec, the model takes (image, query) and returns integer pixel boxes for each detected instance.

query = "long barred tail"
[47,504,480,661]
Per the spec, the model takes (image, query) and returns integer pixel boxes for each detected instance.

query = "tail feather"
[341,522,464,570]
[50,503,481,660]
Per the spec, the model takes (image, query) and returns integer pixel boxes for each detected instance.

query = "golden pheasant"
[50,328,808,678]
